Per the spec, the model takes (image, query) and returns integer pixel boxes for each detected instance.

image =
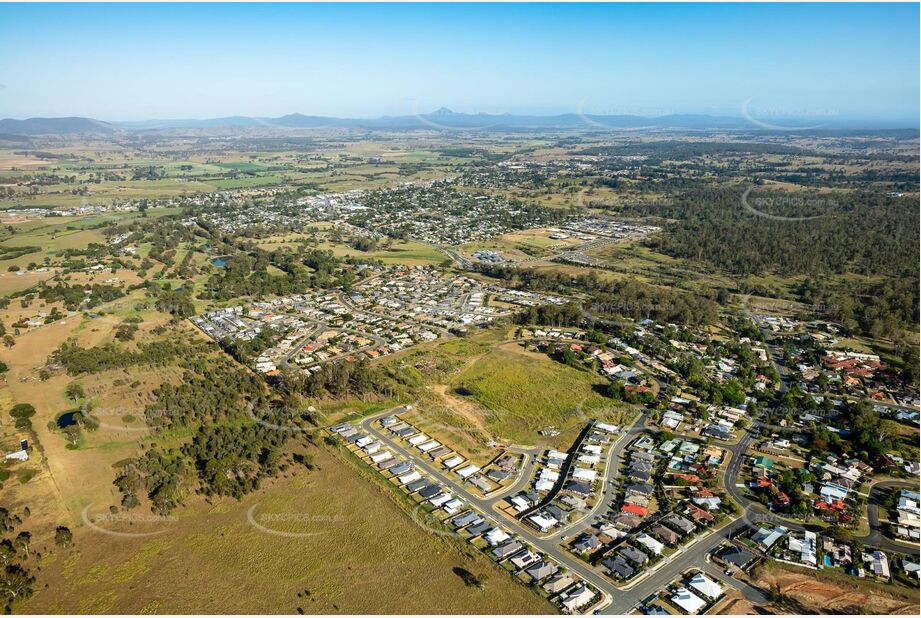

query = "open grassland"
[20,447,552,615]
[584,240,737,294]
[450,340,629,446]
[317,239,446,265]
[0,300,186,522]
[459,227,584,261]
[0,268,58,294]
[403,386,499,466]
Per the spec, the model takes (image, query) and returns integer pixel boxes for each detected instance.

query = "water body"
[57,410,81,428]
[211,257,227,268]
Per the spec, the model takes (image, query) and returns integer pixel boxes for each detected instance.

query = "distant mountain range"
[0,108,915,135]
[0,116,119,135]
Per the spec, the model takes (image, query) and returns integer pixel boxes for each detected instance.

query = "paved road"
[343,298,917,612]
[357,407,773,613]
[553,411,650,539]
[723,414,921,556]
[863,479,921,553]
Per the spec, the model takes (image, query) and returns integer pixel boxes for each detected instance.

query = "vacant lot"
[450,341,626,445]
[21,447,552,614]
[751,561,919,615]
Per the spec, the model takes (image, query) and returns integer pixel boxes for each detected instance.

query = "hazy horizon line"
[2,108,918,128]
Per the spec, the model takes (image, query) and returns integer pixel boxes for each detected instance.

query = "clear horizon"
[0,3,918,124]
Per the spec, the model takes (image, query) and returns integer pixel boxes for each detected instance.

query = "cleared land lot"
[450,341,626,446]
[751,561,919,615]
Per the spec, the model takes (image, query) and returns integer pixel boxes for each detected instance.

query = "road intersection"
[354,405,773,614]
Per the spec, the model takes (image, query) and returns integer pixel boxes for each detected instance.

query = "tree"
[1,335,13,349]
[63,424,81,446]
[64,382,85,403]
[0,541,14,567]
[8,404,35,422]
[12,533,29,560]
[53,526,73,548]
[0,563,34,609]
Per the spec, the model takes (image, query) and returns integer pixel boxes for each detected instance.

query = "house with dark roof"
[467,521,491,536]
[492,540,523,560]
[618,544,649,565]
[718,545,755,569]
[626,482,655,496]
[566,481,593,496]
[652,524,681,545]
[390,462,412,476]
[572,534,602,554]
[628,470,652,483]
[546,504,570,522]
[419,484,443,499]
[602,555,635,580]
[666,514,696,535]
[526,561,559,582]
[452,511,481,528]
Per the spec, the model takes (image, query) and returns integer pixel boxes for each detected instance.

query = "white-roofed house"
[670,587,706,614]
[635,533,665,556]
[687,572,724,600]
[456,464,481,479]
[485,527,511,546]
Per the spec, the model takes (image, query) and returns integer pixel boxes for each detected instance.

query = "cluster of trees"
[795,276,919,341]
[479,264,718,326]
[0,245,41,261]
[199,246,353,301]
[32,282,125,312]
[219,328,284,365]
[148,283,196,318]
[113,448,187,513]
[516,301,583,328]
[280,358,404,401]
[626,189,918,279]
[573,140,809,161]
[671,355,749,407]
[184,423,286,499]
[53,338,211,375]
[0,508,36,613]
[7,403,36,430]
[144,356,268,430]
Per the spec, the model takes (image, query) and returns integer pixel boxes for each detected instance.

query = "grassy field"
[450,340,628,445]
[20,447,552,615]
[255,233,447,266]
[460,227,583,261]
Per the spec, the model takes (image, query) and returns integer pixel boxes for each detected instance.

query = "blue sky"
[0,3,918,123]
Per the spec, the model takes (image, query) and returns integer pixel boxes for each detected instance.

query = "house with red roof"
[773,492,791,509]
[620,504,649,517]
